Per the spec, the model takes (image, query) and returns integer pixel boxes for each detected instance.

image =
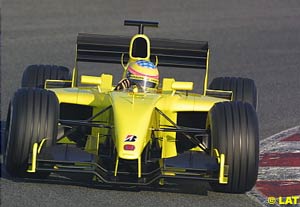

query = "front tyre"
[208,101,259,193]
[4,88,59,177]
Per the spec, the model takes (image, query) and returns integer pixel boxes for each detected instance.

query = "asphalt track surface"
[1,1,300,206]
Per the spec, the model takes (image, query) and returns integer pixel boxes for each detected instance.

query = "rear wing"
[76,33,209,70]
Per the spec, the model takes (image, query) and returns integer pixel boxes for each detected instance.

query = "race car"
[4,20,259,193]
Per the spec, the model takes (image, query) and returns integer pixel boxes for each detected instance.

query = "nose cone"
[111,92,160,159]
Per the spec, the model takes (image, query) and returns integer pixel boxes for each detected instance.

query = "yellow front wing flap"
[27,138,48,173]
[213,149,228,184]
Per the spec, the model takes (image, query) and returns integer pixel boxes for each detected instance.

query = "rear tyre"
[4,88,59,177]
[21,64,71,88]
[209,77,257,110]
[208,101,259,193]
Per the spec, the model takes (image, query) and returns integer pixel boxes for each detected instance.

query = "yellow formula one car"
[4,20,259,193]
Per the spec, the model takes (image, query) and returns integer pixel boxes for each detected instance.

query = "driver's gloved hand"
[114,78,131,90]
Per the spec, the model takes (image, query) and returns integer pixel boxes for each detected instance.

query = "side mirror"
[172,81,194,91]
[171,81,194,96]
[80,74,113,92]
[81,75,102,85]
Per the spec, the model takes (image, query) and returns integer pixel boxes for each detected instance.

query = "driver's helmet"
[125,60,159,91]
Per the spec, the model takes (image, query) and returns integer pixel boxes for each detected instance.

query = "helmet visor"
[127,72,158,90]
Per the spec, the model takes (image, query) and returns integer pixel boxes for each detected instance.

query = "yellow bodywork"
[46,76,228,161]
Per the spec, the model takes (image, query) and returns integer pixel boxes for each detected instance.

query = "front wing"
[27,137,227,186]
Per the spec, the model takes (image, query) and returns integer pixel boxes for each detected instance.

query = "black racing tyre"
[4,88,59,177]
[209,77,257,110]
[21,64,71,88]
[208,101,259,193]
